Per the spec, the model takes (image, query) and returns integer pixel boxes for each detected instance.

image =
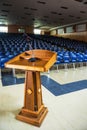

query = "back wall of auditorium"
[2,21,87,43]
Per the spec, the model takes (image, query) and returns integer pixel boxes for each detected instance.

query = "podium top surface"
[5,49,57,72]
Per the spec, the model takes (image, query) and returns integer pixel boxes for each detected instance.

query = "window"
[76,24,86,32]
[66,26,73,33]
[58,28,64,34]
[34,29,41,34]
[0,26,8,33]
[18,28,25,33]
[50,30,56,35]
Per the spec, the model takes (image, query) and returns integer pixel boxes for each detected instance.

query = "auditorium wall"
[58,31,87,42]
[8,25,34,33]
[50,23,87,42]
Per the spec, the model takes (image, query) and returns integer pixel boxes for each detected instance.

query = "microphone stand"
[28,41,37,62]
[26,36,37,62]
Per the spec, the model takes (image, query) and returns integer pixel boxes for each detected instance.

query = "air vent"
[80,11,86,13]
[58,13,62,15]
[32,18,35,21]
[44,16,49,18]
[51,11,57,14]
[3,3,12,6]
[40,19,47,21]
[25,13,31,15]
[37,1,46,4]
[84,2,87,4]
[21,17,26,19]
[0,18,6,20]
[35,25,42,28]
[76,17,81,19]
[53,21,57,23]
[60,18,64,20]
[24,7,29,9]
[1,10,9,13]
[69,15,74,17]
[30,8,38,11]
[43,19,47,21]
[74,0,83,2]
[1,14,7,17]
[61,6,68,9]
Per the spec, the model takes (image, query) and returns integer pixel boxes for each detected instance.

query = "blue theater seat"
[0,33,87,75]
[70,52,77,69]
[76,53,85,67]
[63,53,70,70]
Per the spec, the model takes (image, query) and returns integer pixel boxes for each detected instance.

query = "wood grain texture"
[5,49,57,72]
[5,49,56,127]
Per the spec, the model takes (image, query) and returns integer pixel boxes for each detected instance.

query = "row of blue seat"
[55,51,87,70]
[30,34,87,52]
[0,33,87,70]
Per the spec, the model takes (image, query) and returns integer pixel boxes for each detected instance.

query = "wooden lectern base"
[5,50,57,127]
[16,106,48,127]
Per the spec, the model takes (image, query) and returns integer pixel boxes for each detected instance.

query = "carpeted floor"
[2,73,87,96]
[0,67,87,130]
[41,75,87,96]
[2,74,25,86]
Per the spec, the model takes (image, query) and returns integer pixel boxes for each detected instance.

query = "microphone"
[25,34,37,62]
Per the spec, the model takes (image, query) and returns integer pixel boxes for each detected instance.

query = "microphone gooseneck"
[26,34,37,62]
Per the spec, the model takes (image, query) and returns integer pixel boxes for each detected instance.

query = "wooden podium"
[5,49,57,127]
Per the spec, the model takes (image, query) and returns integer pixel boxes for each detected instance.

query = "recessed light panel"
[74,0,83,2]
[61,6,68,9]
[37,1,46,4]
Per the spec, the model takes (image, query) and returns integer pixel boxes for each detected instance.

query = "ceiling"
[0,0,87,30]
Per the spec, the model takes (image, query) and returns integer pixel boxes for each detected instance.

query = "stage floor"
[0,66,87,130]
